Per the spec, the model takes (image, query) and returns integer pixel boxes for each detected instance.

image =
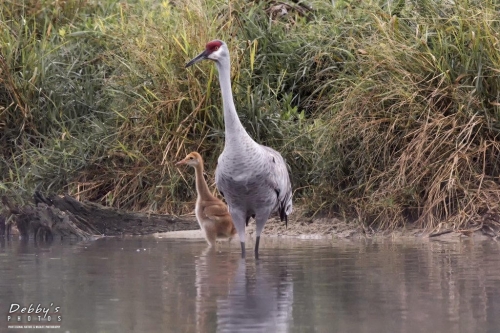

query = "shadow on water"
[1,237,500,332]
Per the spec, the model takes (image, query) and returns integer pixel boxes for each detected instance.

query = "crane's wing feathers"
[261,145,293,224]
[203,202,230,222]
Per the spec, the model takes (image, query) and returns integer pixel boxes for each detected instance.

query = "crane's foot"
[240,242,246,258]
[254,236,260,260]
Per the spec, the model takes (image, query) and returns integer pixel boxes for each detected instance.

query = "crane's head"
[185,40,227,68]
[175,152,203,167]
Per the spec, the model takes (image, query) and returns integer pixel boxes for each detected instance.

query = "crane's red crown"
[206,40,223,53]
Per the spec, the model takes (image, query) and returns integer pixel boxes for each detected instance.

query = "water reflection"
[0,237,500,332]
[286,239,500,333]
[195,247,240,333]
[216,258,293,332]
[195,247,293,332]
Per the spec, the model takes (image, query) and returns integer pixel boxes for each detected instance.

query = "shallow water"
[1,236,500,332]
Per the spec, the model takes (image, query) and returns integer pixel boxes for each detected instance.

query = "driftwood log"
[0,192,198,240]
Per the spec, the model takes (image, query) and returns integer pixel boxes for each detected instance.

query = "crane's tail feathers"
[277,188,292,228]
[279,204,288,228]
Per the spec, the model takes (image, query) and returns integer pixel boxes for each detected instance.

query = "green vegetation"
[1,0,500,231]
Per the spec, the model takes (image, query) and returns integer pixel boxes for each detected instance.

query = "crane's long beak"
[185,50,209,68]
[175,159,187,166]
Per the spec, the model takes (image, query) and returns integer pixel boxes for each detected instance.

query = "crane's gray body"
[216,142,292,233]
[187,40,292,256]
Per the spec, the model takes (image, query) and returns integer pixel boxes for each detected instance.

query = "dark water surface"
[1,236,500,332]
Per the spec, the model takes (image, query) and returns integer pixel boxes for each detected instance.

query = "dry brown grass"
[1,0,500,234]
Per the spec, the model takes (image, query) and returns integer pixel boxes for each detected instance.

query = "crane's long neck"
[215,58,253,143]
[193,163,212,201]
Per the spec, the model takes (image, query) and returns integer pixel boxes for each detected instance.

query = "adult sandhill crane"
[176,152,236,247]
[186,40,293,258]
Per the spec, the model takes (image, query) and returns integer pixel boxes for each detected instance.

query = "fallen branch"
[1,192,199,240]
[428,229,453,238]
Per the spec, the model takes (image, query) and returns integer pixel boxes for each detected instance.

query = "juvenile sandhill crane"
[176,152,237,247]
[186,40,293,258]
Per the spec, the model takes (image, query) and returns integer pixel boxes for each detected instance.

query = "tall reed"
[1,0,499,231]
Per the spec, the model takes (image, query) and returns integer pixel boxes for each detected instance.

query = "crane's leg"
[254,209,272,260]
[254,237,260,260]
[229,208,247,258]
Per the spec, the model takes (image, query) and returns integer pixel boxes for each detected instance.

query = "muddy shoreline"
[153,215,494,243]
[1,193,496,242]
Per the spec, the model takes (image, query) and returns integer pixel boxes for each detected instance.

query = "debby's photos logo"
[6,303,62,327]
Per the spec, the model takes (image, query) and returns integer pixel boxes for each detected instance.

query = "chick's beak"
[185,49,209,68]
[175,159,186,166]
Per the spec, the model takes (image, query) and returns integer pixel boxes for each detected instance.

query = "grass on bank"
[1,0,500,233]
